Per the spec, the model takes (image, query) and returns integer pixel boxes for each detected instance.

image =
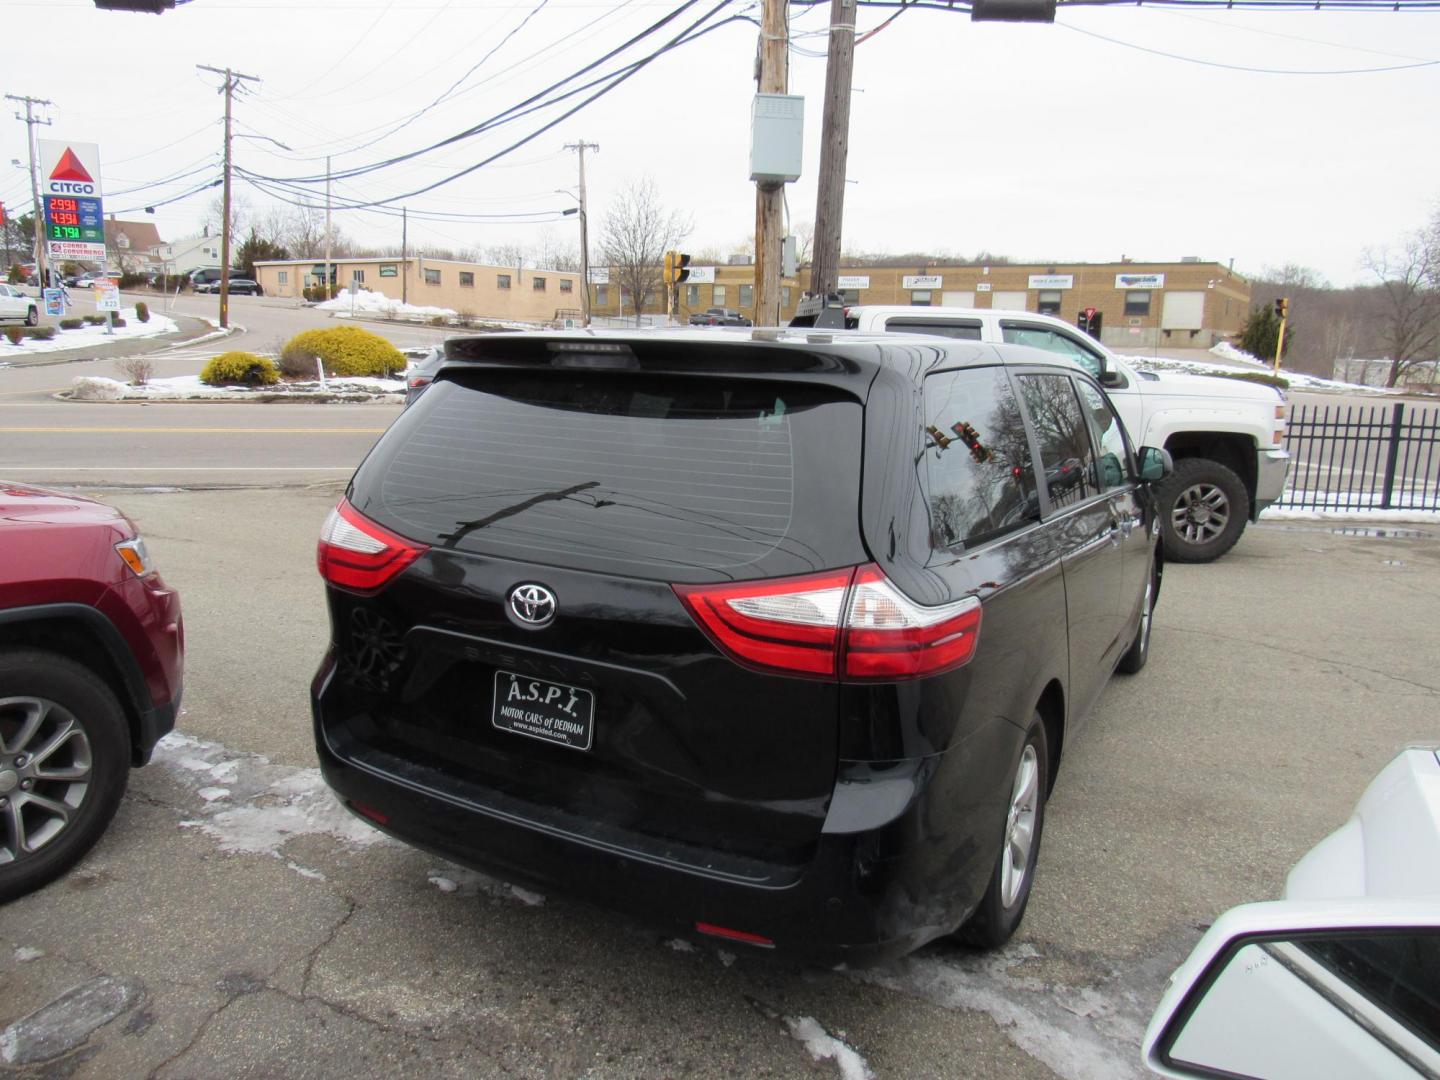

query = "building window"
[352,269,365,283]
[1124,290,1151,317]
[739,284,753,308]
[1037,290,1061,315]
[459,272,474,287]
[782,286,791,308]
[912,290,933,306]
[839,289,860,305]
[424,268,441,285]
[686,284,700,306]
[534,277,547,291]
[497,274,511,290]
[278,271,288,284]
[713,285,727,306]
[560,279,573,293]
[595,285,608,306]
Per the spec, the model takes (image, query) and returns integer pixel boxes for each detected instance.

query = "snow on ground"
[70,372,404,400]
[782,1016,875,1080]
[0,307,177,354]
[317,289,456,319]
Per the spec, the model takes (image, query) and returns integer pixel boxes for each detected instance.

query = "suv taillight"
[317,498,428,594]
[674,564,981,681]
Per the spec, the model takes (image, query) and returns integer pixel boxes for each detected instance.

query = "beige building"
[253,257,585,324]
[590,259,1251,349]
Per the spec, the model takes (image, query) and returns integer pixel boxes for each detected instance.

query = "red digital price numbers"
[49,198,79,213]
[51,211,80,226]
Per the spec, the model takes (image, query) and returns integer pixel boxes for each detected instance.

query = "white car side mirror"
[1144,901,1440,1079]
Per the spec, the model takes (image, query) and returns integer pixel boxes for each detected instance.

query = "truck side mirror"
[1138,446,1172,482]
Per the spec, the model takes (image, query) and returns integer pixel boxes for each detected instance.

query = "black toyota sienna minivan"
[312,329,1167,964]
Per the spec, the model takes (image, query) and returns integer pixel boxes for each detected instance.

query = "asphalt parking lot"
[3,488,1438,1079]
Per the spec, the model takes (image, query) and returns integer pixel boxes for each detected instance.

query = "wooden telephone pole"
[6,94,52,288]
[753,0,788,327]
[565,140,599,326]
[808,0,856,300]
[197,65,259,329]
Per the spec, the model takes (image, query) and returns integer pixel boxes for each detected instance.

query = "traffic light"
[971,0,1057,21]
[94,0,176,10]
[1274,297,1289,320]
[663,251,691,286]
[663,251,675,286]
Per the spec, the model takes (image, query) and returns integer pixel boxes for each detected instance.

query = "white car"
[1144,746,1440,1078]
[0,283,39,326]
[816,305,1291,564]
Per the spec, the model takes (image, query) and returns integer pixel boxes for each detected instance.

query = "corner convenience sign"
[38,140,106,261]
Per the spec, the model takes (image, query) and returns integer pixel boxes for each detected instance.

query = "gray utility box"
[750,94,804,184]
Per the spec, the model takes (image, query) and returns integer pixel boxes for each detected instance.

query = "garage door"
[1161,291,1206,331]
[941,291,975,308]
[991,291,1027,311]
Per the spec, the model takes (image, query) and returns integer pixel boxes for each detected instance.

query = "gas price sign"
[38,141,107,261]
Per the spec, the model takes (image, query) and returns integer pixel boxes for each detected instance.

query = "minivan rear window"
[351,373,867,583]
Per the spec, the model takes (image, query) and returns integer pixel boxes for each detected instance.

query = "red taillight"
[350,801,389,826]
[407,376,432,389]
[674,564,982,681]
[317,498,428,594]
[694,922,775,948]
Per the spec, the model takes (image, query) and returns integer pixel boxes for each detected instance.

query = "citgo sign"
[38,141,106,262]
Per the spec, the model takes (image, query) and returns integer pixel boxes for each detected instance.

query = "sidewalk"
[0,311,223,368]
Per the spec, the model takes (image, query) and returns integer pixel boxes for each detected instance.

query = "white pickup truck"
[837,306,1291,563]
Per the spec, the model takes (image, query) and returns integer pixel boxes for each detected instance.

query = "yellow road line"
[0,427,387,434]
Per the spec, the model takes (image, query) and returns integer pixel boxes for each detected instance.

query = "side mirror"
[1101,370,1125,389]
[1143,902,1440,1079]
[1139,446,1173,482]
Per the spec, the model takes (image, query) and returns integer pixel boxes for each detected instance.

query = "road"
[2,500,1440,1076]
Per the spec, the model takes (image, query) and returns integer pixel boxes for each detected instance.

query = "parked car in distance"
[226,278,263,296]
[312,329,1169,965]
[0,483,184,903]
[688,307,753,326]
[1144,746,1440,1079]
[401,346,443,408]
[0,283,39,326]
[826,306,1290,564]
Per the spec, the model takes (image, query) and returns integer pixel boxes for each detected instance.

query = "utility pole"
[400,205,408,305]
[324,154,332,303]
[196,65,259,329]
[809,0,856,301]
[564,140,598,326]
[753,0,788,326]
[6,94,53,288]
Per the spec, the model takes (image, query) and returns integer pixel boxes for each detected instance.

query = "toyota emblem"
[508,583,557,628]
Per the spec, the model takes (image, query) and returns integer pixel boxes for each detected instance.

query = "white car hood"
[1120,362,1284,404]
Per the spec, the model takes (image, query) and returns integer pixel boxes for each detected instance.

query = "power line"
[1058,20,1440,70]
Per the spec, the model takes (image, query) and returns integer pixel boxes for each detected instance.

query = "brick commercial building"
[590,259,1250,349]
[253,257,584,323]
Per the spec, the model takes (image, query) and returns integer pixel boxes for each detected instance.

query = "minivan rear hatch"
[329,337,871,875]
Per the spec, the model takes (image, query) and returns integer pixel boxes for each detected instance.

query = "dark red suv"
[0,483,184,902]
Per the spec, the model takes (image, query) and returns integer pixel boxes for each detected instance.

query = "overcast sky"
[3,0,1436,285]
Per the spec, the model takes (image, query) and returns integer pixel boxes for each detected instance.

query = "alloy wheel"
[1171,482,1230,545]
[1000,744,1040,908]
[0,696,94,865]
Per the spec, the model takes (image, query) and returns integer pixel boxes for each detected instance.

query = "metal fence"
[1278,402,1440,511]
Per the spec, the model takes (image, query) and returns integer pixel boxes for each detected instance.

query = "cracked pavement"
[3,489,1438,1078]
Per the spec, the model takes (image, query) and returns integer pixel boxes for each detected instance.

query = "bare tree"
[596,177,692,325]
[792,220,814,267]
[1255,263,1331,290]
[204,192,251,246]
[281,204,340,259]
[481,242,529,269]
[531,227,580,272]
[1363,229,1440,387]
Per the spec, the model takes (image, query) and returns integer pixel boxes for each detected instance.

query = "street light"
[555,188,590,327]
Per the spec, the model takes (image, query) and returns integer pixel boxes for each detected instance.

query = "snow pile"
[783,1016,874,1080]
[1209,340,1263,367]
[1,307,178,354]
[317,288,456,319]
[70,376,129,401]
[1118,352,1396,395]
[70,372,405,400]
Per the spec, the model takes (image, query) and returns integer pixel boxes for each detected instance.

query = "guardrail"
[1278,402,1440,512]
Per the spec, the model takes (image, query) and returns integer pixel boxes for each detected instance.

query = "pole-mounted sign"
[38,140,106,263]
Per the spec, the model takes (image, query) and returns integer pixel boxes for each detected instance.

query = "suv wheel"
[0,650,130,903]
[1156,457,1247,564]
[955,713,1048,949]
[1117,560,1157,675]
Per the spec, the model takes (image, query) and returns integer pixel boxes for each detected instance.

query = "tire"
[25,306,38,327]
[1155,457,1248,564]
[0,650,130,904]
[955,713,1049,949]
[1118,559,1158,675]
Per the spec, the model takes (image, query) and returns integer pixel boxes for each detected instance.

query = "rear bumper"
[1252,449,1290,519]
[312,659,1005,966]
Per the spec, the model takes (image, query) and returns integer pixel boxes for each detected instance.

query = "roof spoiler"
[788,293,846,330]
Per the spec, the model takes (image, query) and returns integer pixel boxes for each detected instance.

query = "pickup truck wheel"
[953,714,1048,949]
[1156,458,1247,563]
[25,306,39,327]
[0,650,130,904]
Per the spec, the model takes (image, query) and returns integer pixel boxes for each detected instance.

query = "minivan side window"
[922,368,1040,549]
[1018,374,1100,510]
[887,318,983,341]
[1001,324,1105,379]
[1074,380,1132,492]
